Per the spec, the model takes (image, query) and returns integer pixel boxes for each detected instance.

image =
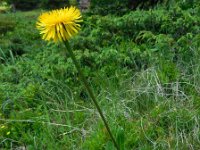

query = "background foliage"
[0,0,200,149]
[5,0,69,10]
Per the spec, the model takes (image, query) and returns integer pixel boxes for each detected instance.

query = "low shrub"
[0,16,15,34]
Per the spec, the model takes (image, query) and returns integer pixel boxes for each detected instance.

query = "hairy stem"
[63,40,119,150]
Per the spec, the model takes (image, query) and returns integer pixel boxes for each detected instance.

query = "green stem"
[63,41,119,150]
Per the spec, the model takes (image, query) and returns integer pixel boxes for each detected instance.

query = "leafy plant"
[0,1,200,149]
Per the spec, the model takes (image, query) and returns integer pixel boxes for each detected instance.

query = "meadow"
[0,1,200,149]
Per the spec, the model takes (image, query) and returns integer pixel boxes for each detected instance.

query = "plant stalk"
[63,40,119,150]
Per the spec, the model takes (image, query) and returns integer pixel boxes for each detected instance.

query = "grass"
[0,2,200,149]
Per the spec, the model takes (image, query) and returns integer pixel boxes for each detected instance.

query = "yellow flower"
[36,6,82,42]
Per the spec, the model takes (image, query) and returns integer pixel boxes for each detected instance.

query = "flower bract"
[36,6,82,42]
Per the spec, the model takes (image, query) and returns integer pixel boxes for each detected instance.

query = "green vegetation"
[5,0,70,10]
[0,0,200,149]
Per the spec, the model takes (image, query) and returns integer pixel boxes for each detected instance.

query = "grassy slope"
[0,3,200,149]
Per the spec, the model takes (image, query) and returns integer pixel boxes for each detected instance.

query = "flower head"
[36,6,82,42]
